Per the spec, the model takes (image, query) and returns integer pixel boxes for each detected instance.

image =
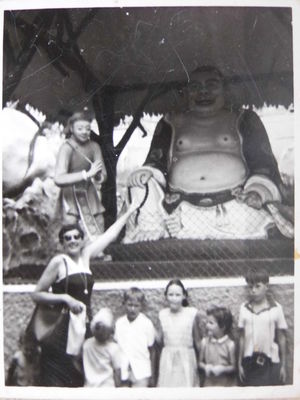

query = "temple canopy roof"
[3,6,293,122]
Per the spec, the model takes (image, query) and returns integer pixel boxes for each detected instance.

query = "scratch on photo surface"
[77,65,123,104]
[134,20,155,42]
[20,83,54,98]
[10,11,22,52]
[251,16,258,34]
[32,44,42,57]
[236,47,264,104]
[170,10,187,26]
[95,48,125,65]
[20,55,63,82]
[167,40,190,82]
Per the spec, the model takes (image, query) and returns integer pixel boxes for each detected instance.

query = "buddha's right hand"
[127,168,153,188]
[165,212,182,237]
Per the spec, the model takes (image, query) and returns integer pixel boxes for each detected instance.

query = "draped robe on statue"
[124,109,283,242]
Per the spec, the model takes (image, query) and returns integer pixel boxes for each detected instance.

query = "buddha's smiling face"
[187,69,225,115]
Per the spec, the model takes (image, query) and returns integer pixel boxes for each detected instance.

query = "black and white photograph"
[1,0,299,398]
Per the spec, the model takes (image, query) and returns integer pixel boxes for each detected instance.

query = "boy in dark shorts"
[238,270,287,386]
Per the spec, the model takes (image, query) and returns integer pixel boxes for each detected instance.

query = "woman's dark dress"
[40,272,94,387]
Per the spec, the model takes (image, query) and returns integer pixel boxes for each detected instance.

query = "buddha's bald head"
[187,66,225,114]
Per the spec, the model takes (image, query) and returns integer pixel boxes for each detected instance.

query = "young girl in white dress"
[157,279,201,387]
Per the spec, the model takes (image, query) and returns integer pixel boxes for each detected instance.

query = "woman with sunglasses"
[31,201,139,387]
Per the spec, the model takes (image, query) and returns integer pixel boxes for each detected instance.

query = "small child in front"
[199,307,236,387]
[238,270,288,386]
[114,287,156,387]
[83,308,124,387]
[6,330,40,386]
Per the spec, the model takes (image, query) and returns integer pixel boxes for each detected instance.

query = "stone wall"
[3,282,294,385]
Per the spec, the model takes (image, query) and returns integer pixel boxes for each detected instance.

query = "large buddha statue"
[124,66,284,242]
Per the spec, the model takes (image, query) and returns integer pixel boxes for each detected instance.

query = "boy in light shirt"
[114,287,156,387]
[238,270,288,386]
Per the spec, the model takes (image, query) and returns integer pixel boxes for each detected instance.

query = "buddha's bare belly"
[168,152,248,193]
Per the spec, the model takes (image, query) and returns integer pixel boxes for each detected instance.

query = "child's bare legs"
[131,378,150,387]
[126,369,150,387]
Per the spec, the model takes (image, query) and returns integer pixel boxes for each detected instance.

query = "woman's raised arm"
[83,201,139,260]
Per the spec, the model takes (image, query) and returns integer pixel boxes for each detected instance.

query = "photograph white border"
[0,0,299,399]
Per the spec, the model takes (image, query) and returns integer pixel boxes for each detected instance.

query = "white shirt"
[238,301,287,362]
[114,313,156,380]
[83,338,123,387]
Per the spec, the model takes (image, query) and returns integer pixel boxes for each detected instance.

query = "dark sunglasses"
[64,233,81,242]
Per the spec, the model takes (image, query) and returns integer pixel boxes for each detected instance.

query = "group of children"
[80,270,288,388]
[7,269,288,388]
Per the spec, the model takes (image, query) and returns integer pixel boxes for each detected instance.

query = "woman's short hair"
[164,278,189,307]
[58,224,84,244]
[207,306,233,335]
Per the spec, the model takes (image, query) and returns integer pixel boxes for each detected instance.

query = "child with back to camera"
[238,269,288,386]
[83,308,125,387]
[199,307,236,387]
[114,287,156,387]
[156,279,201,387]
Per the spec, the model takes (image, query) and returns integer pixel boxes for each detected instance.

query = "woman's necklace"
[79,272,88,295]
[66,254,89,295]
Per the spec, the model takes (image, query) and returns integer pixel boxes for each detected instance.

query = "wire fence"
[124,197,291,241]
[4,238,294,284]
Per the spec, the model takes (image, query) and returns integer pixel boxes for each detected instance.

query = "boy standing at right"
[238,270,288,386]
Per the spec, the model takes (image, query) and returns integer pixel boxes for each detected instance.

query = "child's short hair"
[207,307,233,335]
[164,279,189,307]
[245,269,270,285]
[123,287,145,305]
[91,308,114,335]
